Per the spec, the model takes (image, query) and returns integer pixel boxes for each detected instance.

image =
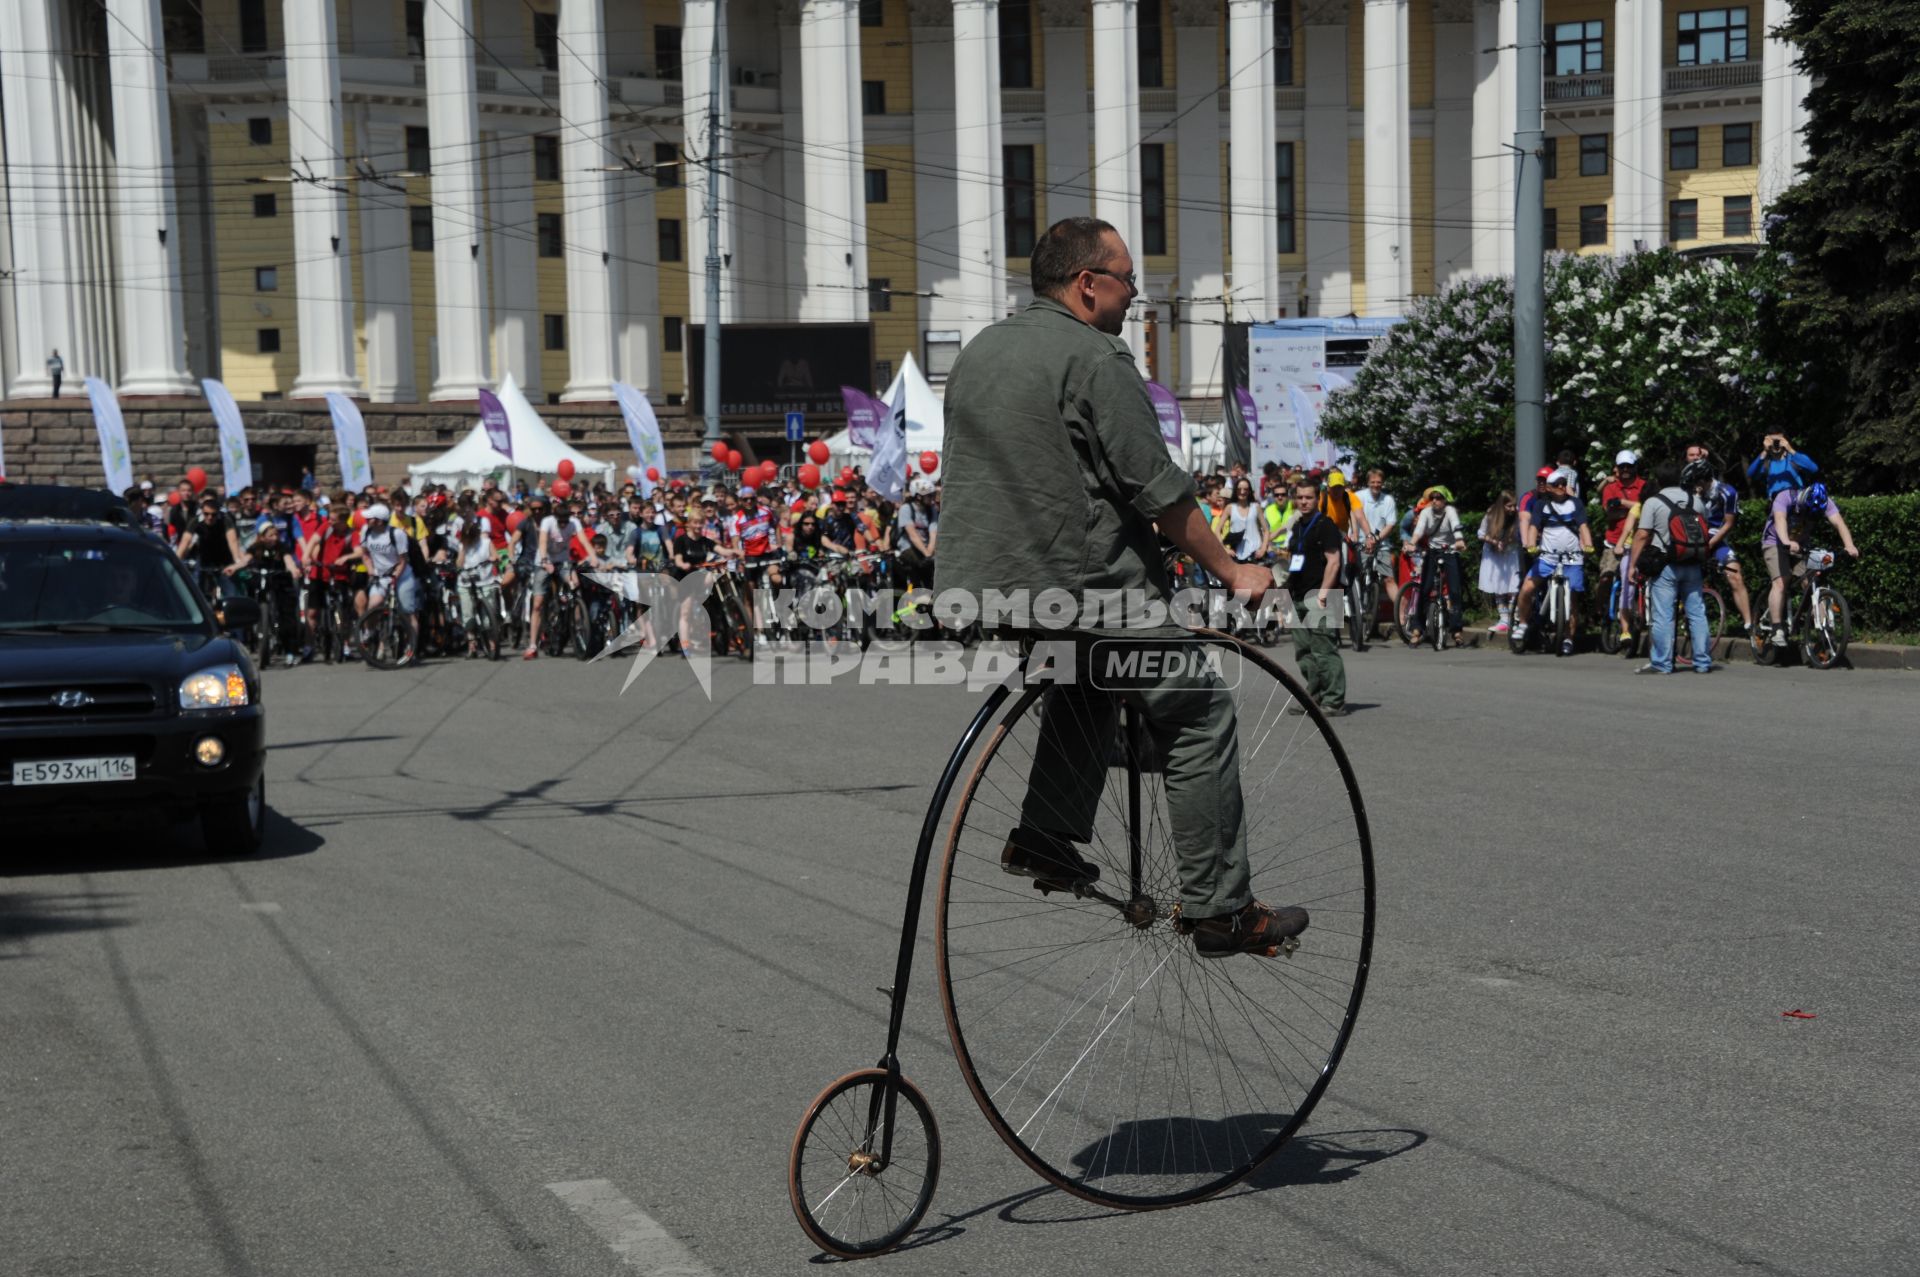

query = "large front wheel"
[936,633,1374,1210]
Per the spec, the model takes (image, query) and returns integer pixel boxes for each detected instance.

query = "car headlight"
[179,665,250,710]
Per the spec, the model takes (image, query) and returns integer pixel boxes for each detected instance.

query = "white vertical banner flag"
[325,392,374,492]
[0,410,8,479]
[86,377,135,494]
[202,379,253,494]
[868,384,909,504]
[613,382,665,497]
[1285,383,1320,467]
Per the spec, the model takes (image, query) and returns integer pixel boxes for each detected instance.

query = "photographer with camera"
[1747,433,1820,499]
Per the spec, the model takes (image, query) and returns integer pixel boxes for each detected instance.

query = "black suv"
[0,485,267,852]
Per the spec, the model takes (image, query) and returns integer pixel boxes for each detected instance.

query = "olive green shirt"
[934,298,1195,615]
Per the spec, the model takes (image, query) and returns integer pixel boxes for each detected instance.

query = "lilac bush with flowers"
[1322,249,1817,501]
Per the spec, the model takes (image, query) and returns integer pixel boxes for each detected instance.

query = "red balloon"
[506,509,527,531]
[710,440,729,464]
[167,491,182,506]
[551,479,573,501]
[557,458,576,481]
[645,466,661,482]
[798,463,821,490]
[807,440,830,465]
[186,466,208,492]
[725,449,743,472]
[919,451,939,475]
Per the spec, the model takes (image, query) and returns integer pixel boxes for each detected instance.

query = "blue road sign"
[785,412,805,443]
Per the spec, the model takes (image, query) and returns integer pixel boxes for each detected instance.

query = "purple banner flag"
[842,385,882,450]
[1144,382,1181,446]
[1233,385,1261,441]
[478,388,512,460]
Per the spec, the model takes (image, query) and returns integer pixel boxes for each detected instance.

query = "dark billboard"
[687,323,874,418]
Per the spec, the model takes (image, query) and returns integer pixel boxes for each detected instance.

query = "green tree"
[1771,0,1920,488]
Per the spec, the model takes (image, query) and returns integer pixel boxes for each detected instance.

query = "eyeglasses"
[1084,267,1137,291]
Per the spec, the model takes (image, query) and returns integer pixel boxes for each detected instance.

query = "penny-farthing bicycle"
[787,631,1375,1257]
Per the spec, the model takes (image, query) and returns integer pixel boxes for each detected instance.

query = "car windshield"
[0,540,209,633]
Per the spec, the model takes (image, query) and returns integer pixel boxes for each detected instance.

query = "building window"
[654,142,679,186]
[238,0,268,52]
[1276,0,1293,86]
[1579,133,1608,176]
[410,204,434,251]
[405,0,424,56]
[865,168,889,203]
[1669,127,1699,171]
[254,266,277,292]
[1543,207,1559,250]
[860,0,884,26]
[862,80,886,115]
[1004,144,1037,258]
[1669,199,1698,240]
[655,25,682,80]
[406,126,432,174]
[1548,20,1604,76]
[247,116,272,146]
[999,0,1033,88]
[1276,142,1296,254]
[1677,8,1748,65]
[869,277,892,312]
[533,11,559,69]
[664,317,684,352]
[1723,122,1753,166]
[257,328,281,353]
[163,0,206,52]
[658,218,682,262]
[925,330,962,380]
[252,192,278,218]
[534,134,561,181]
[537,212,564,257]
[1141,144,1168,255]
[875,359,893,387]
[1579,204,1607,247]
[1138,0,1164,89]
[1724,194,1752,236]
[1541,135,1558,179]
[544,314,566,351]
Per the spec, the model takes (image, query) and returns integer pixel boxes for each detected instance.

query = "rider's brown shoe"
[1187,900,1311,959]
[999,826,1100,894]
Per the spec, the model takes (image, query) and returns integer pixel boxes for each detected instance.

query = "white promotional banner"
[614,381,665,497]
[868,385,909,504]
[1245,334,1325,470]
[325,392,374,492]
[202,378,253,495]
[86,377,135,494]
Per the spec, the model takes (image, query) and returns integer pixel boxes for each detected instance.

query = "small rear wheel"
[789,1068,940,1259]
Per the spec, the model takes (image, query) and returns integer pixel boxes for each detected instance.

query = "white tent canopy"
[407,372,616,492]
[822,351,946,464]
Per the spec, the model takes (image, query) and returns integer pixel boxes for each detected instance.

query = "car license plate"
[12,757,137,786]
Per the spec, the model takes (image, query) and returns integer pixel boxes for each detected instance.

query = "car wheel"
[201,774,266,856]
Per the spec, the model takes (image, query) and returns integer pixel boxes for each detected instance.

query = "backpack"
[1657,493,1712,567]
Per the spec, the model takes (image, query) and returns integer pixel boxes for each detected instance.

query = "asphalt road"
[3,640,1916,1276]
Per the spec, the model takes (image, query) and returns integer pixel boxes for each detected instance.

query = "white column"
[1757,0,1811,213]
[1091,0,1144,361]
[619,168,660,397]
[104,0,195,394]
[1361,0,1411,314]
[1302,0,1352,314]
[683,0,736,327]
[1433,0,1476,287]
[799,0,869,321]
[488,134,539,397]
[424,0,489,397]
[357,121,417,402]
[953,0,1004,342]
[283,0,361,397]
[1227,0,1278,322]
[558,0,618,399]
[1041,2,1091,224]
[1612,0,1663,252]
[1470,0,1516,276]
[1173,10,1224,395]
[2,0,83,395]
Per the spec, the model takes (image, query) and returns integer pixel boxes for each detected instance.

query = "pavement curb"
[1364,630,1918,669]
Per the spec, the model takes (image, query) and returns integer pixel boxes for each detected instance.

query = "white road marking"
[240,902,283,914]
[546,1179,713,1275]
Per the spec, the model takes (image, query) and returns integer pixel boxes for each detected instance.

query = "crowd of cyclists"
[115,426,1856,674]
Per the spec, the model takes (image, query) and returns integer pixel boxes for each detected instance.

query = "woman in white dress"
[1477,491,1521,632]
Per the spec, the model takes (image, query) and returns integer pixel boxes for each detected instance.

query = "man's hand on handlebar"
[1220,561,1274,606]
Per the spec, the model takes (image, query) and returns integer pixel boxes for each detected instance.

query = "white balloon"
[626,464,642,480]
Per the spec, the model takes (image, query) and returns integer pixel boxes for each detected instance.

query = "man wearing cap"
[1512,467,1595,655]
[1598,450,1645,610]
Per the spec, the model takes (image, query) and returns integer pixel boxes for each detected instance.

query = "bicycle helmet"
[909,477,936,498]
[1802,482,1829,512]
[1680,459,1715,489]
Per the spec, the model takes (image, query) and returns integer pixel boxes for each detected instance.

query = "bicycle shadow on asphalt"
[0,889,133,954]
[0,807,323,877]
[805,1126,1426,1262]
